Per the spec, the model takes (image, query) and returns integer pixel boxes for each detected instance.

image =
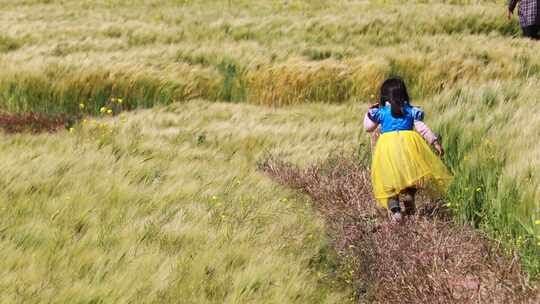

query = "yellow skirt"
[371,130,452,209]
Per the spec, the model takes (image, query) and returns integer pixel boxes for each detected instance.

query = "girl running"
[364,78,452,222]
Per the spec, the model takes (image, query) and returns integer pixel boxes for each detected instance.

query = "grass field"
[1,0,540,302]
[0,101,359,303]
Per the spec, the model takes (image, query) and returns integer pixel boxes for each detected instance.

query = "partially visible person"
[508,0,540,39]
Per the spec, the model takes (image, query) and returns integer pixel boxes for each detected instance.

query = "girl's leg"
[403,188,417,216]
[388,196,402,222]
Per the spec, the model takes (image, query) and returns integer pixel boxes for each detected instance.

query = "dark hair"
[380,78,410,118]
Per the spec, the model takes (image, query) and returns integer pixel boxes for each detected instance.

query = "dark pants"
[523,24,540,39]
[388,188,417,214]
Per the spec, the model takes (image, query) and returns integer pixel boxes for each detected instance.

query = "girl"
[365,78,452,222]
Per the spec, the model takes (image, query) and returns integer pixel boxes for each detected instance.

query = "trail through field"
[259,156,539,304]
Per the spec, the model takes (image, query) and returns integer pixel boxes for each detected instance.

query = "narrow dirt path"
[259,156,538,303]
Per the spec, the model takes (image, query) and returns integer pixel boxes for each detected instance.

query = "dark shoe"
[388,197,400,212]
[388,197,402,223]
[402,188,416,216]
[403,193,416,216]
[390,211,403,223]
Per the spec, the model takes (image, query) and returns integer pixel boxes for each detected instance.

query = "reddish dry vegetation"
[259,156,538,304]
[0,112,67,133]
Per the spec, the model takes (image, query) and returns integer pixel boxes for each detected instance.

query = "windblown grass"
[1,0,540,298]
[0,100,361,303]
[0,0,532,113]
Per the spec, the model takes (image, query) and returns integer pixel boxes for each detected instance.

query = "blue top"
[367,104,424,133]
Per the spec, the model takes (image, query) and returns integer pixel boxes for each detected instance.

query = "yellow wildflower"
[79,103,85,109]
[476,187,482,192]
[100,107,107,113]
[535,220,540,225]
[69,127,74,133]
[107,109,113,115]
[117,98,123,104]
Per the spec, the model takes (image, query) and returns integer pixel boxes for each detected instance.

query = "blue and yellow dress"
[367,105,452,209]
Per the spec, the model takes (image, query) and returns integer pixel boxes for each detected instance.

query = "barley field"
[0,101,359,303]
[1,0,540,302]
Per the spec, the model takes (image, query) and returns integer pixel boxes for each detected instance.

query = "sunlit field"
[1,0,540,302]
[0,101,359,303]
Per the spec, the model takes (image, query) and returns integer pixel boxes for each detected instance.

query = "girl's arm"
[364,104,381,132]
[364,112,379,132]
[363,112,380,151]
[410,106,438,144]
[413,120,437,145]
[414,120,444,156]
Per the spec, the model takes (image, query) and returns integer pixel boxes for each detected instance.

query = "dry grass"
[0,112,67,133]
[260,155,538,303]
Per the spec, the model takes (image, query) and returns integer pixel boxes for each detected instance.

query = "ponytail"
[380,77,410,118]
[390,99,404,118]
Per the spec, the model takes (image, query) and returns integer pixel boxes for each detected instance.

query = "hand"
[434,141,445,157]
[507,10,513,21]
[368,103,379,110]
